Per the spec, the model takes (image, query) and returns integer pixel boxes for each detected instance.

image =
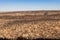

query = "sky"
[0,0,60,12]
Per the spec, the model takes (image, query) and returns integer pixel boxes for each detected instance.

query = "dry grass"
[0,11,60,40]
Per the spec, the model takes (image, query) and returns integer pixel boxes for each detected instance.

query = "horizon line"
[0,10,60,13]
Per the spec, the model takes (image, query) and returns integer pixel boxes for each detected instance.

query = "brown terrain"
[0,11,60,40]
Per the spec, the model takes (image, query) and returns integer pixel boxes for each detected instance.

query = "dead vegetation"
[0,11,60,40]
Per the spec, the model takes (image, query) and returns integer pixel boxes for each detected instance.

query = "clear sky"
[0,0,60,12]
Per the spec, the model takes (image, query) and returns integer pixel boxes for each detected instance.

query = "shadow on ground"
[0,37,60,40]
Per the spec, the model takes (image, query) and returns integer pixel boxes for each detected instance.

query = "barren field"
[0,11,60,40]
